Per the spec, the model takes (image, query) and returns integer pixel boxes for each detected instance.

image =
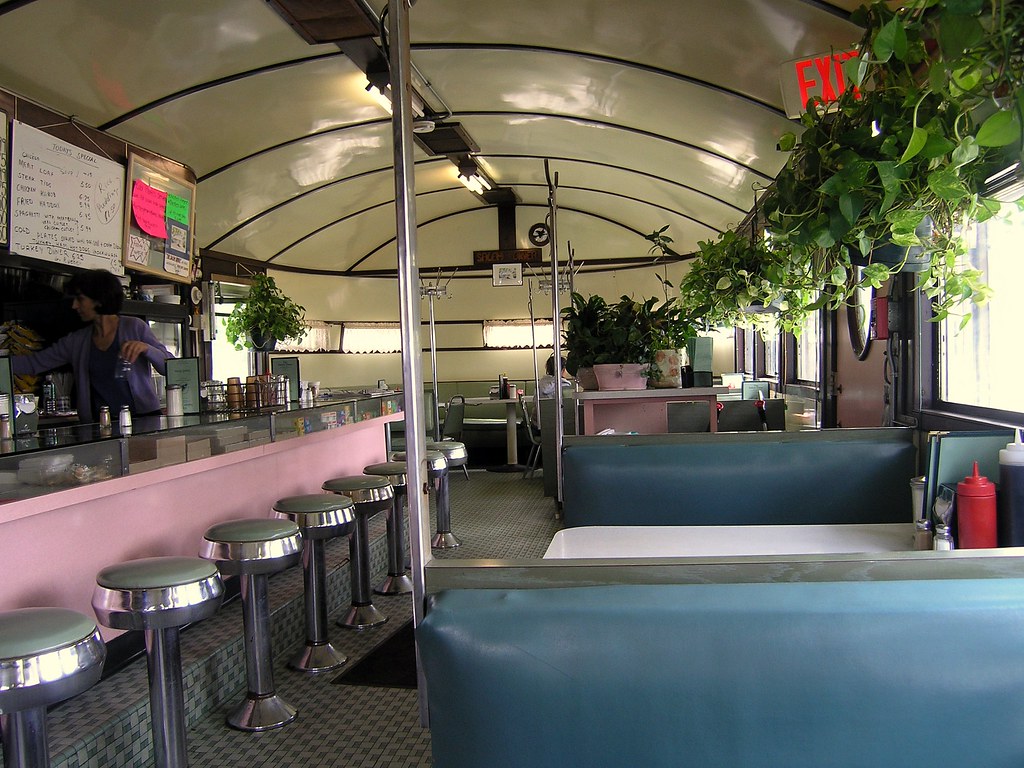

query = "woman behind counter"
[12,269,174,421]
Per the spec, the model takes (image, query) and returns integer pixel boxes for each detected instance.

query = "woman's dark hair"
[546,355,566,376]
[67,269,124,314]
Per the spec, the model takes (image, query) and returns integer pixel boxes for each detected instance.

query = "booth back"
[561,428,916,527]
[419,580,1024,768]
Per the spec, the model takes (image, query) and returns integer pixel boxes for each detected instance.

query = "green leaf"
[976,110,1022,148]
[873,19,907,62]
[945,0,983,14]
[939,15,984,59]
[950,136,979,168]
[839,192,864,225]
[920,133,956,160]
[777,132,797,152]
[899,126,928,164]
[927,167,969,201]
[842,55,868,88]
[715,276,732,291]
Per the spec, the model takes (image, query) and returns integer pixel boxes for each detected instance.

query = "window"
[483,319,554,349]
[795,310,820,383]
[277,320,333,352]
[341,322,401,353]
[939,206,1024,413]
[762,326,781,379]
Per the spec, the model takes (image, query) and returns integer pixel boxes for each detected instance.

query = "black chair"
[519,394,542,478]
[716,400,765,432]
[762,399,787,430]
[666,400,712,433]
[441,395,469,478]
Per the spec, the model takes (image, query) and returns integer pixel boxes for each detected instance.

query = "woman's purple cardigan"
[12,316,173,417]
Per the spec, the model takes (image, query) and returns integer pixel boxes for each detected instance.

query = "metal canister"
[119,405,133,435]
[166,385,184,417]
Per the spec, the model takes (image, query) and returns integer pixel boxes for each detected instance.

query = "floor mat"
[333,621,417,689]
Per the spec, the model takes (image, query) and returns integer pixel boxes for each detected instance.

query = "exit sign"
[779,49,861,118]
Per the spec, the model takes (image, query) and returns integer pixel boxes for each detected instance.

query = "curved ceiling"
[0,0,866,276]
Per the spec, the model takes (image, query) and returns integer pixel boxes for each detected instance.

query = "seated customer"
[534,355,573,421]
[12,269,175,421]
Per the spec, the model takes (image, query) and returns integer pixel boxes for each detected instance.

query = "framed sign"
[492,262,523,287]
[164,357,201,414]
[124,153,196,284]
[270,357,300,402]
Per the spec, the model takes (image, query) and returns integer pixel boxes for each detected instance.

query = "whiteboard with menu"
[9,120,125,273]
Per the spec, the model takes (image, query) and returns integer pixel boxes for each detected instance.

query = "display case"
[0,392,402,502]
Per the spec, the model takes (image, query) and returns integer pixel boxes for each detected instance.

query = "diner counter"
[0,393,402,637]
[544,523,915,559]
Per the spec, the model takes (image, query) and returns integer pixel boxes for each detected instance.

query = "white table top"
[570,387,728,401]
[544,524,915,559]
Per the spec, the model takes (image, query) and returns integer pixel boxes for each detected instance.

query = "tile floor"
[28,469,560,768]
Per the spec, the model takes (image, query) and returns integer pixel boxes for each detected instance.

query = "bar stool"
[363,461,413,595]
[428,439,470,480]
[321,475,393,630]
[273,494,355,673]
[0,608,105,768]
[200,519,301,731]
[93,556,223,768]
[392,449,459,549]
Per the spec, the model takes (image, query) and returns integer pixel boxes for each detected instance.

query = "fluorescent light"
[365,82,393,115]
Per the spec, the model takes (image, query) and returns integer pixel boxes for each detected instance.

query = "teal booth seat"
[561,427,916,527]
[418,580,1024,768]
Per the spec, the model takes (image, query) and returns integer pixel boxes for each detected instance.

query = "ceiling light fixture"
[363,65,425,119]
[456,156,493,196]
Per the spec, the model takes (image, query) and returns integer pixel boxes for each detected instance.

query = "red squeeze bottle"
[957,461,997,549]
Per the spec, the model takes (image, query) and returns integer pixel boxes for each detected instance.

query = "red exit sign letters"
[780,49,861,118]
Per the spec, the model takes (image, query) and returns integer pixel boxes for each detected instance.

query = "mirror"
[847,268,874,361]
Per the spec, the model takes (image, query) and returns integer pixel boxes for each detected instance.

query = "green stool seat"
[0,607,105,768]
[92,556,224,768]
[392,449,460,549]
[274,495,356,673]
[322,475,394,630]
[200,519,302,731]
[93,556,224,631]
[200,518,301,576]
[274,494,355,539]
[364,461,413,596]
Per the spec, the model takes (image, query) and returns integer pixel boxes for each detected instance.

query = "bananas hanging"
[0,322,43,393]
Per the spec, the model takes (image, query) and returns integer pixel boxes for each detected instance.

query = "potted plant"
[762,0,1021,324]
[643,227,700,386]
[561,292,611,389]
[223,273,307,351]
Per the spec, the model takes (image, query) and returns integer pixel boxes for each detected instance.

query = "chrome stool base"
[432,531,463,549]
[227,693,298,732]
[339,603,389,630]
[289,641,347,674]
[374,572,414,595]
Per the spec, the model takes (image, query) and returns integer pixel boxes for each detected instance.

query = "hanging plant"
[763,0,1021,325]
[223,274,307,351]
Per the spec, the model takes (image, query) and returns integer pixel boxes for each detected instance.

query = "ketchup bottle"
[957,461,997,549]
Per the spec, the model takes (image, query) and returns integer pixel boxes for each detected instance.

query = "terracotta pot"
[575,366,600,391]
[593,363,648,391]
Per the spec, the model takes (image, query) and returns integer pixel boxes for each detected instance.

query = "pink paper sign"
[131,179,168,239]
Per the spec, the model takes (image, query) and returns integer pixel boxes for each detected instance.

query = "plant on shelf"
[223,273,307,351]
[762,0,1022,325]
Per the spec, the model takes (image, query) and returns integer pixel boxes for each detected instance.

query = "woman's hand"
[120,340,151,363]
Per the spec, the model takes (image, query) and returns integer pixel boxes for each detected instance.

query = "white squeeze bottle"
[997,429,1024,547]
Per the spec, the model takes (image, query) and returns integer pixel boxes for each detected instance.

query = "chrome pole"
[387,0,430,724]
[545,161,565,509]
[426,287,441,441]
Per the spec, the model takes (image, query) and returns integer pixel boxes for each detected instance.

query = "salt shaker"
[99,405,111,429]
[119,405,133,435]
[0,413,11,440]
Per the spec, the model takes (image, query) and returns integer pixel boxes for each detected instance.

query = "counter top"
[570,386,728,401]
[1,391,401,458]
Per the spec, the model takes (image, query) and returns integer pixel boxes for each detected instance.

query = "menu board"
[165,357,200,414]
[9,120,125,273]
[123,153,196,284]
[1,110,8,246]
